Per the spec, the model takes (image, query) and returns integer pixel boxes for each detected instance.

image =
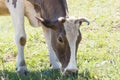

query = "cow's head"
[36,16,90,75]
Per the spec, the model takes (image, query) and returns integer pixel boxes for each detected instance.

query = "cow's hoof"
[62,69,78,76]
[16,66,28,76]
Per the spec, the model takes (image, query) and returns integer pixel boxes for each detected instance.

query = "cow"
[0,0,90,75]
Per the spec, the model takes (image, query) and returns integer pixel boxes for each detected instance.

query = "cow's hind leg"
[42,27,62,70]
[5,0,28,75]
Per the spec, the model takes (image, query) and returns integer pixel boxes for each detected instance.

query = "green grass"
[0,0,120,80]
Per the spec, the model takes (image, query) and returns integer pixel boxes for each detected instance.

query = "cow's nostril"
[63,69,78,76]
[67,70,78,76]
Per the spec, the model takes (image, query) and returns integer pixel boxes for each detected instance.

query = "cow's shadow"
[0,69,92,80]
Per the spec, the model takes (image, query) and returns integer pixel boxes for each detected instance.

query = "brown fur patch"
[7,0,17,8]
[20,37,26,46]
[12,0,17,8]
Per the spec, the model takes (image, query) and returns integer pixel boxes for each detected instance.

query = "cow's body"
[0,0,89,75]
[0,0,39,27]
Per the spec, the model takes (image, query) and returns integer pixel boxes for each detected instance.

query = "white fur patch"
[5,0,27,69]
[63,17,79,72]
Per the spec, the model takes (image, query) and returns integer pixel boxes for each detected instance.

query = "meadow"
[0,0,120,80]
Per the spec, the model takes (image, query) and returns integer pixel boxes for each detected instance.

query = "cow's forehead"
[63,17,79,43]
[63,17,79,35]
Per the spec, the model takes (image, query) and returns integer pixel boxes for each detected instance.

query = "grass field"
[0,0,120,80]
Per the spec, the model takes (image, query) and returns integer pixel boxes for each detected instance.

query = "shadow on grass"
[0,69,94,80]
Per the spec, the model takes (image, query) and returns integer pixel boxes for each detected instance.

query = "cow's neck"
[39,0,68,20]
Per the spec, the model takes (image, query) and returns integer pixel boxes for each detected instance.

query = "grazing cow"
[0,0,90,75]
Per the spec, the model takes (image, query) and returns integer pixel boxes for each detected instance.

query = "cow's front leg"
[42,27,62,70]
[5,0,28,75]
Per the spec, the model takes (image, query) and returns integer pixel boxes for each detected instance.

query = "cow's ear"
[36,16,58,30]
[75,17,90,27]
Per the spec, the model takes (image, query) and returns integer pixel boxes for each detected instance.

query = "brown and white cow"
[0,0,89,75]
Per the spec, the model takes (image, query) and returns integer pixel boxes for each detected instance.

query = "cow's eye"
[57,36,64,44]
